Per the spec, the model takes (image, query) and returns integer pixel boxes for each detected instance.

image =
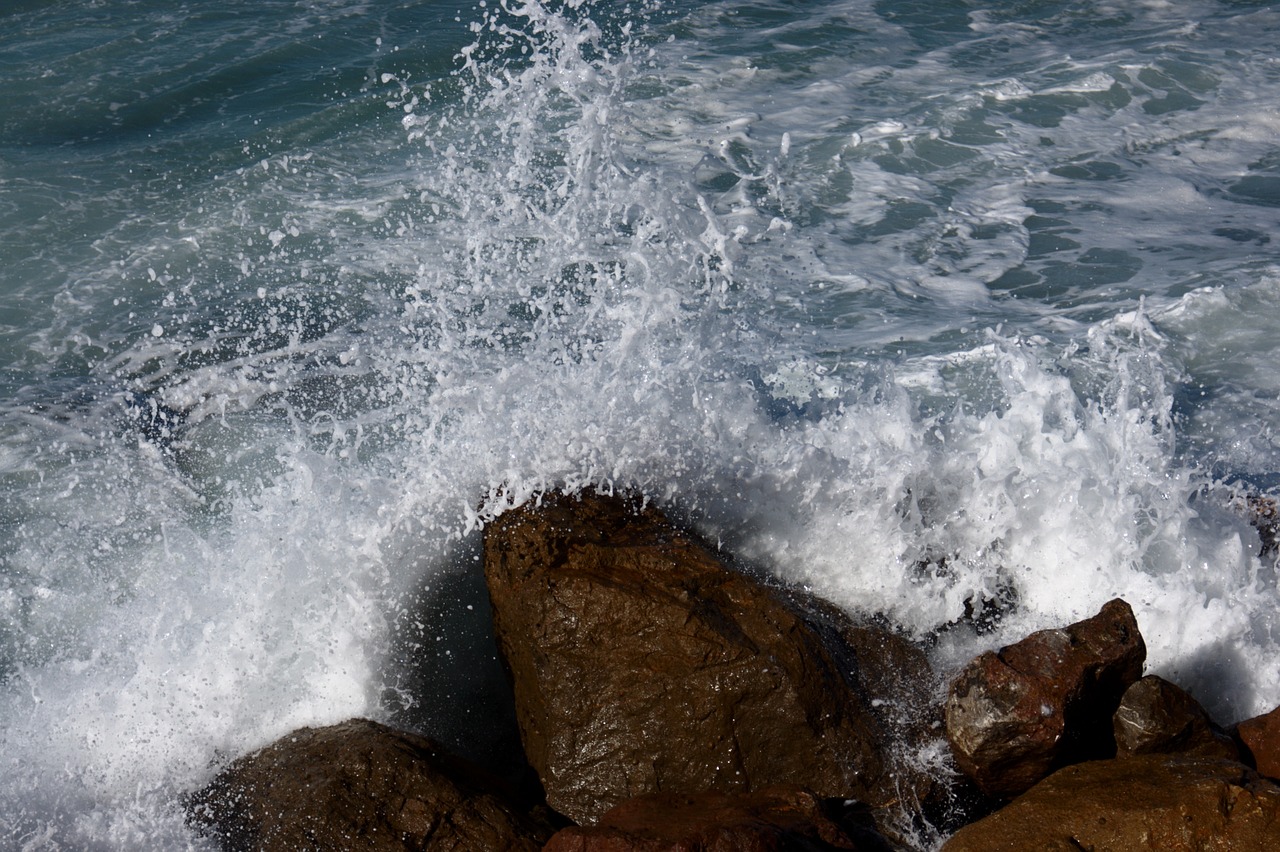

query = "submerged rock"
[482,490,918,826]
[1113,675,1238,761]
[186,718,552,851]
[543,786,891,851]
[944,598,1145,799]
[940,755,1280,851]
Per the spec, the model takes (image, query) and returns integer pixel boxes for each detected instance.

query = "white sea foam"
[3,0,1280,847]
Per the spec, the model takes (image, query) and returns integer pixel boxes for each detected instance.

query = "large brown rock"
[940,755,1280,851]
[482,491,905,825]
[944,598,1145,799]
[186,718,552,851]
[543,786,890,851]
[799,595,939,756]
[1113,675,1238,761]
[791,592,943,829]
[1236,704,1280,781]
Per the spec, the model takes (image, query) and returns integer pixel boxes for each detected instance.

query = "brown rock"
[186,718,551,851]
[940,755,1280,851]
[482,491,897,825]
[1236,704,1280,781]
[944,598,1146,799]
[543,786,891,851]
[1114,675,1238,761]
[800,595,939,750]
[792,592,942,825]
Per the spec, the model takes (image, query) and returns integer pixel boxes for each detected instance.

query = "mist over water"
[3,0,1280,845]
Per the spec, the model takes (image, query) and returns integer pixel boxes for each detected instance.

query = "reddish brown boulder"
[944,599,1145,799]
[1236,704,1280,781]
[543,787,890,851]
[1113,675,1238,761]
[186,718,551,851]
[482,491,904,825]
[940,755,1280,851]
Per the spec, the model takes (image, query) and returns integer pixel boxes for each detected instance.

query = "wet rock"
[1244,495,1279,557]
[543,786,892,851]
[793,593,944,829]
[1235,704,1280,781]
[482,490,901,825]
[940,755,1280,851]
[800,597,939,748]
[186,718,552,851]
[1113,675,1238,761]
[944,598,1146,799]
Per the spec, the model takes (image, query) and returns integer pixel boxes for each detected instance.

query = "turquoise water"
[4,0,1280,845]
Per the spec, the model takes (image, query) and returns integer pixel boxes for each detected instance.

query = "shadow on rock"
[381,534,543,806]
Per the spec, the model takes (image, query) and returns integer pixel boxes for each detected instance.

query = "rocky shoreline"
[187,490,1280,850]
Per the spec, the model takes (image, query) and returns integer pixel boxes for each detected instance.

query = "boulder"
[798,594,939,753]
[940,755,1280,851]
[186,718,552,851]
[944,598,1145,799]
[482,490,905,825]
[1235,704,1280,781]
[543,786,892,851]
[1113,675,1238,761]
[791,592,944,827]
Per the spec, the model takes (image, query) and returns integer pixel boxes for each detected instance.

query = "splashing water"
[3,0,1280,846]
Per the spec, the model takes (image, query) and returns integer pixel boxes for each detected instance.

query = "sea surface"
[4,0,1280,846]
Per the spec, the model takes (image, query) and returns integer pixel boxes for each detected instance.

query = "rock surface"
[482,490,906,825]
[800,594,939,753]
[186,718,551,851]
[944,598,1146,799]
[940,755,1280,851]
[543,786,890,851]
[1113,675,1238,761]
[1236,704,1280,782]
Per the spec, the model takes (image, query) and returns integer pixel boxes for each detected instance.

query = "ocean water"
[3,0,1280,845]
